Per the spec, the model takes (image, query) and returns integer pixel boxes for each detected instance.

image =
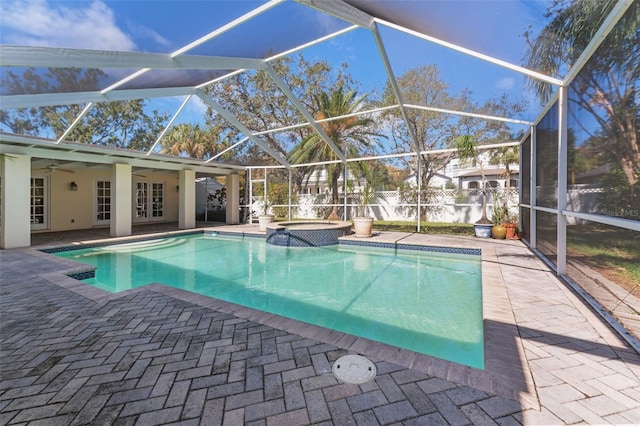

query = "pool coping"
[29,227,539,409]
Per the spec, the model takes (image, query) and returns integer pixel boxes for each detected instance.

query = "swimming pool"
[53,234,484,368]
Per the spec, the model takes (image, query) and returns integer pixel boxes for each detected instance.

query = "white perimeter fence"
[252,188,519,223]
[248,185,603,224]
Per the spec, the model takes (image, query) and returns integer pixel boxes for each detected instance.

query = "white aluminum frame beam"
[56,103,94,144]
[404,104,533,126]
[195,89,290,168]
[2,87,195,109]
[372,21,422,154]
[252,105,398,138]
[248,140,522,169]
[557,86,568,275]
[562,0,634,86]
[18,0,283,156]
[375,18,564,87]
[295,0,374,29]
[172,0,284,57]
[264,65,347,163]
[146,95,194,155]
[207,137,250,163]
[195,25,360,91]
[0,46,266,71]
[103,0,282,94]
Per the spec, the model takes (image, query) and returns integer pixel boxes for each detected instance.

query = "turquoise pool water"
[55,234,484,368]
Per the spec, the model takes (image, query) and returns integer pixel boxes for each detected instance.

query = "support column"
[226,173,239,224]
[557,86,568,275]
[111,163,132,237]
[530,125,537,249]
[179,169,196,229]
[1,154,31,248]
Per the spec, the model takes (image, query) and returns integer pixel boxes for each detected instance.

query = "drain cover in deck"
[332,355,377,384]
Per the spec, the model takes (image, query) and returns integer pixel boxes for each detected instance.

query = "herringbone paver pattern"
[2,226,640,425]
[1,252,523,425]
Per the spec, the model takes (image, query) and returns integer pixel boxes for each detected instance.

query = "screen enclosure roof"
[0,0,632,171]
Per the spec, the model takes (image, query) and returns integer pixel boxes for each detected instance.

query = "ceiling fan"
[34,163,75,174]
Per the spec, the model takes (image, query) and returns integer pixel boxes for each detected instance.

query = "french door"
[31,176,48,230]
[134,181,164,222]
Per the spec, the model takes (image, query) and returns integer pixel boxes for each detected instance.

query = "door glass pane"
[152,183,164,218]
[96,180,111,221]
[136,182,148,218]
[30,178,46,226]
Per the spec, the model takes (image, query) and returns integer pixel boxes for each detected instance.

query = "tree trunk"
[328,167,341,220]
[617,118,638,186]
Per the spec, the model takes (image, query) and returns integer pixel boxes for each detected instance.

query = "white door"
[95,180,111,225]
[134,181,149,221]
[134,181,165,222]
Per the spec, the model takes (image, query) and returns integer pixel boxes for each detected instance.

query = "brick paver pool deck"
[1,224,639,425]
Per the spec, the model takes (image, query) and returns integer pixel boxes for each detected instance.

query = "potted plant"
[257,195,274,231]
[455,135,492,237]
[352,183,376,237]
[491,193,508,239]
[504,212,519,239]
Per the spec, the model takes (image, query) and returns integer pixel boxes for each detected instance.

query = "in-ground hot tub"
[265,221,353,247]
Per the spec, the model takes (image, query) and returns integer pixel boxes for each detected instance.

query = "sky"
[0,0,554,134]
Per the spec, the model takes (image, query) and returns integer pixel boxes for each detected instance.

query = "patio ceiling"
[0,0,629,171]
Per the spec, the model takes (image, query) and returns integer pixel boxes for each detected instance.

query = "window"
[468,181,479,189]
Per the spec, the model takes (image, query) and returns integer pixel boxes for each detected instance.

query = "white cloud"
[495,77,516,90]
[127,22,172,50]
[0,0,136,50]
[186,96,208,117]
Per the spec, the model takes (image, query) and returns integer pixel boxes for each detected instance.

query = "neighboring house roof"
[196,177,225,192]
[457,168,518,178]
[403,172,451,183]
[575,164,611,180]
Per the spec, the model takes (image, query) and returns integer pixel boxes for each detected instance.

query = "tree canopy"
[525,0,639,187]
[289,85,380,219]
[0,68,169,150]
[161,123,228,160]
[381,65,526,189]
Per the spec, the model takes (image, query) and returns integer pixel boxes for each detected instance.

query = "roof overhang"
[0,133,245,175]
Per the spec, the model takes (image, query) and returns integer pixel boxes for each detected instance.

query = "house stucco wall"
[35,169,181,233]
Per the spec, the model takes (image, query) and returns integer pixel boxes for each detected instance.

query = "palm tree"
[524,0,639,186]
[488,146,519,189]
[456,134,492,225]
[289,86,379,219]
[162,123,224,159]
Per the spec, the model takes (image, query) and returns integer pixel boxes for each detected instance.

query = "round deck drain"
[332,355,377,384]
